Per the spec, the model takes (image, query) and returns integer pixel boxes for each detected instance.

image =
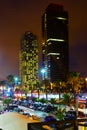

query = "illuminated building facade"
[42,3,69,82]
[19,31,38,85]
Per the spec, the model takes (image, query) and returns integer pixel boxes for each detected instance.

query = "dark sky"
[0,0,87,80]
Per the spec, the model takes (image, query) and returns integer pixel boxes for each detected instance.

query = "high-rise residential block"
[19,31,38,86]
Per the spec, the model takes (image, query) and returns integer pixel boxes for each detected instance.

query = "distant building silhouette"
[19,31,39,86]
[42,3,69,82]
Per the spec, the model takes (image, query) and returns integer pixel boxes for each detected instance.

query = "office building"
[19,31,38,86]
[42,3,69,82]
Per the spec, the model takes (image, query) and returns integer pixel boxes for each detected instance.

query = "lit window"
[42,42,45,45]
[56,57,60,59]
[56,17,67,20]
[48,53,60,56]
[47,38,64,42]
[48,42,52,45]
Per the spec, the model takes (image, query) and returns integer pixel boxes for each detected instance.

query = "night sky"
[0,0,87,80]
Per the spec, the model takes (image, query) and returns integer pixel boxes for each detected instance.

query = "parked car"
[44,115,57,129]
[64,110,76,120]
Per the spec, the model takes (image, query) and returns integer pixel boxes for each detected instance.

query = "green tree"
[36,80,41,99]
[29,82,33,97]
[62,93,72,106]
[42,79,50,100]
[67,72,83,117]
[40,98,47,104]
[50,98,56,107]
[3,98,11,110]
[32,97,39,103]
[67,72,82,102]
[22,87,29,97]
[6,74,14,85]
[54,81,62,100]
[56,107,66,120]
[6,74,14,97]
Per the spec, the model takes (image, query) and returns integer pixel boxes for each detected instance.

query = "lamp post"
[14,76,18,86]
[50,82,53,93]
[41,68,48,100]
[41,68,45,80]
[59,82,61,100]
[85,78,87,88]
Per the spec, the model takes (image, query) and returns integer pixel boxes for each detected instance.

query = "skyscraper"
[19,31,38,86]
[42,3,69,82]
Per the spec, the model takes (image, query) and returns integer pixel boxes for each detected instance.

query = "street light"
[41,68,45,80]
[85,78,87,88]
[14,76,18,85]
[50,82,53,89]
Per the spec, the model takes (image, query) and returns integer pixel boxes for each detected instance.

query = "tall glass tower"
[42,3,69,82]
[19,31,38,86]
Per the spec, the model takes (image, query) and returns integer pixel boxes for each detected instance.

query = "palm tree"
[50,98,56,107]
[6,74,14,85]
[29,82,33,97]
[54,81,62,100]
[62,93,71,105]
[67,72,81,103]
[3,98,11,110]
[67,72,83,117]
[41,79,50,100]
[6,74,14,98]
[22,86,29,98]
[36,80,41,99]
[56,107,66,120]
[32,97,39,103]
[40,98,47,105]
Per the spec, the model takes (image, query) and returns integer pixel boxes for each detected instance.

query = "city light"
[41,68,46,80]
[14,76,19,85]
[14,77,18,82]
[41,68,45,74]
[47,38,65,42]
